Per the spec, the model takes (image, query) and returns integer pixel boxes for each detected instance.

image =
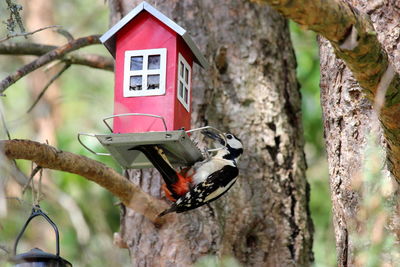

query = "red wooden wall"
[112,11,193,134]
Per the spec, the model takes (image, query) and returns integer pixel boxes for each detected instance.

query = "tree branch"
[0,42,60,55]
[0,139,168,225]
[0,25,61,43]
[0,35,111,93]
[64,53,114,71]
[260,0,400,181]
[26,63,71,113]
[0,42,114,71]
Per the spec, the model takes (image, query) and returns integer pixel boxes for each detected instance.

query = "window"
[124,48,167,97]
[177,53,191,111]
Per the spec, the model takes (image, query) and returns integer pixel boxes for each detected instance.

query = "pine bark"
[110,1,313,265]
[319,1,400,266]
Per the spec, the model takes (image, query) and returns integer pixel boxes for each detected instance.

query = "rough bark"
[319,38,369,266]
[113,1,313,266]
[319,1,400,266]
[260,0,400,185]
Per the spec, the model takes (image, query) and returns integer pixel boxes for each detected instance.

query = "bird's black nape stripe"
[223,148,243,161]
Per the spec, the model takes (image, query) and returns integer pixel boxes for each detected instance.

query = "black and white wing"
[159,165,239,216]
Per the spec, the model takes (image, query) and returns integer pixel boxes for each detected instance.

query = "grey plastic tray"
[95,130,203,169]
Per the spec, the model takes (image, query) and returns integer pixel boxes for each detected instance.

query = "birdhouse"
[100,1,208,134]
[78,2,212,169]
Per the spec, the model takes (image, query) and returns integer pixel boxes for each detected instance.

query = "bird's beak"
[201,129,225,146]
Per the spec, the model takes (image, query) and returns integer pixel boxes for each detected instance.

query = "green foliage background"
[0,1,334,266]
[290,22,335,266]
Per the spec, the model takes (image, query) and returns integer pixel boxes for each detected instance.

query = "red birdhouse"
[78,2,212,169]
[100,1,208,134]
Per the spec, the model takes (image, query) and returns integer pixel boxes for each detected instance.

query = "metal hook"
[13,205,60,256]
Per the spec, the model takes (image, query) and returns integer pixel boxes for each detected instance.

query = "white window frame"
[177,53,191,112]
[123,48,167,97]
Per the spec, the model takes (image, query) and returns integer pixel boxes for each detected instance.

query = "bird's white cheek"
[228,139,242,149]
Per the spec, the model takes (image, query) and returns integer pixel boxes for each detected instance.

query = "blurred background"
[0,1,334,266]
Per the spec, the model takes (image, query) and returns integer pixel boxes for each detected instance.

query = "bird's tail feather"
[158,206,176,217]
[130,145,181,199]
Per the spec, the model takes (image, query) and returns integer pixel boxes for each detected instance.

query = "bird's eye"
[226,134,233,139]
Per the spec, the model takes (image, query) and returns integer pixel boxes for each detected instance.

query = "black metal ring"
[13,205,60,256]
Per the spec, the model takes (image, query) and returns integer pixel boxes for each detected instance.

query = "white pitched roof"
[100,1,208,68]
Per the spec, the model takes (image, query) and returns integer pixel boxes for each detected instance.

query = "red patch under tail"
[162,172,193,202]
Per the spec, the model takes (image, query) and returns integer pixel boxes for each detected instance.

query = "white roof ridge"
[100,1,208,68]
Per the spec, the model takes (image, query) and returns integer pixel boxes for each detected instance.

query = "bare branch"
[0,42,114,71]
[0,139,168,225]
[27,64,71,113]
[64,53,114,71]
[55,28,74,42]
[0,244,9,254]
[259,0,395,93]
[0,25,62,43]
[0,35,105,93]
[21,165,42,194]
[0,42,59,55]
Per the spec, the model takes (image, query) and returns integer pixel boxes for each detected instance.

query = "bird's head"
[202,130,243,162]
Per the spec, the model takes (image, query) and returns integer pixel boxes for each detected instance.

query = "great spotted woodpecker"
[159,130,243,216]
[131,130,243,216]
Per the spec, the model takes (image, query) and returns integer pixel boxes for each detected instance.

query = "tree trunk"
[110,1,313,265]
[319,1,400,266]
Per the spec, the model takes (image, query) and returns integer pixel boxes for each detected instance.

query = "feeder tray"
[77,114,223,169]
[81,130,203,169]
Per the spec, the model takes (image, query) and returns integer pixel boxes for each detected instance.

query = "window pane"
[130,76,142,90]
[130,56,143,70]
[147,75,160,90]
[148,55,161,69]
[179,82,184,98]
[185,67,189,83]
[180,62,184,77]
[184,87,188,103]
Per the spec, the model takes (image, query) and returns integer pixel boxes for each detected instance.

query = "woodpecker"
[158,130,243,216]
